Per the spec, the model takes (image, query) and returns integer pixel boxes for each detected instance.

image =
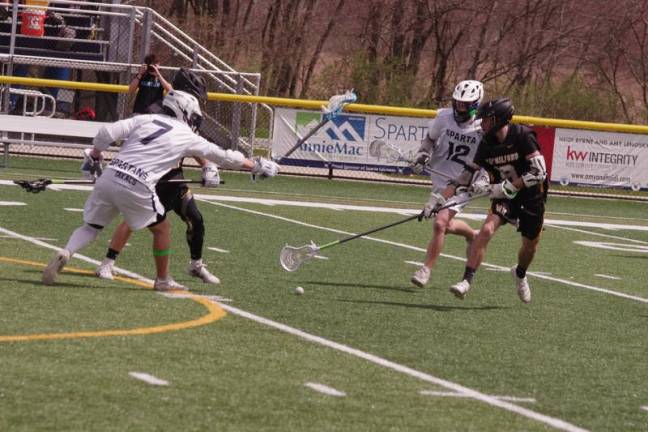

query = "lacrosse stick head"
[322,90,357,119]
[368,140,404,163]
[280,242,320,272]
[13,178,52,193]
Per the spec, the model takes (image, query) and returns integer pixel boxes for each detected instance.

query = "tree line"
[136,0,648,124]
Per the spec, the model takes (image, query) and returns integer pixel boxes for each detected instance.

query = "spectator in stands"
[129,53,172,114]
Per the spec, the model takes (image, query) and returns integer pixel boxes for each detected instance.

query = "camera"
[146,64,155,73]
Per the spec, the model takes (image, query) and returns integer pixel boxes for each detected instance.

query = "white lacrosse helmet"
[452,80,484,123]
[162,90,202,131]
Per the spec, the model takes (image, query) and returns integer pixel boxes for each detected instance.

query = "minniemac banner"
[272,107,428,173]
[272,107,648,190]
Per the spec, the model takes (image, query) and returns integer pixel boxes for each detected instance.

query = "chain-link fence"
[0,0,266,158]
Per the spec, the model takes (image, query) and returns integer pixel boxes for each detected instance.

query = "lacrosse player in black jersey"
[442,98,548,303]
[95,69,224,285]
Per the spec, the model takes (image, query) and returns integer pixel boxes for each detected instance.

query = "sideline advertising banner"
[551,128,648,190]
[272,108,429,173]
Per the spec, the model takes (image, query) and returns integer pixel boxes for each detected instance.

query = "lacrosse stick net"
[322,90,357,120]
[13,178,54,193]
[280,241,320,272]
[368,140,410,163]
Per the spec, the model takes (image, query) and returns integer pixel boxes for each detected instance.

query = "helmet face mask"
[452,80,484,123]
[162,90,203,132]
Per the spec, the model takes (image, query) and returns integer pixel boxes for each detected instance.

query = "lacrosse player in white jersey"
[410,80,485,288]
[42,90,279,290]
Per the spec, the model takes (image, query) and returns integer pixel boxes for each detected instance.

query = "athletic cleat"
[95,261,114,280]
[410,266,430,288]
[511,266,531,304]
[153,277,188,292]
[187,261,220,285]
[449,279,471,300]
[42,249,71,285]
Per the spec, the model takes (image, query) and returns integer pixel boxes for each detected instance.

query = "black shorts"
[156,183,190,215]
[491,197,545,240]
[156,168,189,215]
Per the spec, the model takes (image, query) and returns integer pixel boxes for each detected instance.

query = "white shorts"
[431,186,471,214]
[83,168,164,230]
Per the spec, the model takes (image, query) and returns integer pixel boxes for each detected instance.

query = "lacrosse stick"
[279,193,488,272]
[273,90,357,163]
[368,139,456,180]
[13,178,220,193]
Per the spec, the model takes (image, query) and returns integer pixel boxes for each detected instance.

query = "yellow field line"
[0,256,226,342]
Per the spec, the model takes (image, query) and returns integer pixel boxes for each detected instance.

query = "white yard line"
[207,247,230,253]
[594,274,621,280]
[304,382,346,397]
[419,390,536,403]
[129,372,169,386]
[198,200,648,305]
[641,406,648,412]
[0,201,26,206]
[1,223,589,432]
[64,208,84,212]
[544,224,648,244]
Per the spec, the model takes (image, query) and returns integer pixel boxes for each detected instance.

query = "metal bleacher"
[0,0,267,166]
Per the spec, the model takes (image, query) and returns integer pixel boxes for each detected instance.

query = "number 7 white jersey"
[426,108,482,188]
[92,113,245,190]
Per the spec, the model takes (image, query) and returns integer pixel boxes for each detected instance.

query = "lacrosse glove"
[419,192,447,221]
[411,151,430,175]
[201,162,220,187]
[251,157,280,178]
[469,177,491,196]
[81,148,104,181]
[489,179,519,199]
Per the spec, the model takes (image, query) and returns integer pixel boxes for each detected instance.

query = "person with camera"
[129,53,172,114]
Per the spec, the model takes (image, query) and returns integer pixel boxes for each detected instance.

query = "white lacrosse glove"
[251,157,280,179]
[469,177,491,196]
[80,148,103,180]
[421,192,447,219]
[489,179,519,199]
[411,151,430,175]
[201,162,220,188]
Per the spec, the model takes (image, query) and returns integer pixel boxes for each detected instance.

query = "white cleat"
[95,261,114,280]
[410,266,430,288]
[187,261,220,285]
[153,277,188,292]
[511,266,531,304]
[42,249,71,285]
[449,279,471,300]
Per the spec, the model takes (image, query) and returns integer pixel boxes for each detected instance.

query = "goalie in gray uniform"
[410,80,485,288]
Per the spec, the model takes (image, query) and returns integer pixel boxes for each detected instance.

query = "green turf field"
[0,156,647,431]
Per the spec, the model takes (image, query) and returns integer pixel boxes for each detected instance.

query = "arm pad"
[522,154,547,188]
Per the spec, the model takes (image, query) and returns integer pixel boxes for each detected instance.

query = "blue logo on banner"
[324,115,366,142]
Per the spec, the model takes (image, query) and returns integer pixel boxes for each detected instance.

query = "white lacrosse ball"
[294,286,304,295]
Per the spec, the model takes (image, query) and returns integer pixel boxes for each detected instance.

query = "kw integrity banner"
[551,129,648,190]
[272,108,429,173]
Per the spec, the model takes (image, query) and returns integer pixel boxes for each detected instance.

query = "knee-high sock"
[65,224,101,254]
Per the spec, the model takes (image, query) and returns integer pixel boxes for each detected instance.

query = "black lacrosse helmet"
[172,68,208,103]
[476,98,514,134]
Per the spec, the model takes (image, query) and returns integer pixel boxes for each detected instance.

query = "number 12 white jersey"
[425,108,482,188]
